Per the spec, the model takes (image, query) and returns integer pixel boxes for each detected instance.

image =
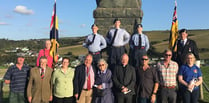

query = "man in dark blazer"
[73,54,96,103]
[27,56,53,103]
[113,53,136,103]
[174,28,200,67]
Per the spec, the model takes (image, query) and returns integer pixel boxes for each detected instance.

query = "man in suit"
[174,28,200,67]
[113,53,136,103]
[73,54,96,103]
[27,56,53,103]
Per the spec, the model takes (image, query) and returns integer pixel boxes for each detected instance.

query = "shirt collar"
[98,69,107,74]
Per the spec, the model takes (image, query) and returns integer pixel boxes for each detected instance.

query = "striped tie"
[87,67,91,90]
[41,68,44,80]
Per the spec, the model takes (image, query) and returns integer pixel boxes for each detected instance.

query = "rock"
[93,0,143,35]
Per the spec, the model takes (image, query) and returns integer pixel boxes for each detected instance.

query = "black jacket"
[175,39,199,66]
[73,64,96,99]
[113,64,136,95]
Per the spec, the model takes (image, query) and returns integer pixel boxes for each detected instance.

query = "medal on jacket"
[189,47,191,52]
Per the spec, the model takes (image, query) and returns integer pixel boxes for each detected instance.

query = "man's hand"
[75,94,79,100]
[28,96,32,103]
[97,85,103,89]
[121,87,128,92]
[4,80,10,84]
[151,94,156,103]
[49,96,53,101]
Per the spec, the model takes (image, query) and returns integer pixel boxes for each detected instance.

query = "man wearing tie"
[174,28,200,67]
[83,24,107,67]
[27,56,53,103]
[73,54,96,103]
[106,18,130,70]
[129,24,150,67]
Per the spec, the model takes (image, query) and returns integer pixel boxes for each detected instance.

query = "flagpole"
[53,0,57,67]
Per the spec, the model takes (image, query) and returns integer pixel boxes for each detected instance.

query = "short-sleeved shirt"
[3,64,30,93]
[136,66,159,98]
[157,60,178,87]
[52,67,75,98]
[178,64,202,90]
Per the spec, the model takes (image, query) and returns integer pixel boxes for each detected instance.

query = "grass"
[145,29,209,59]
[58,45,88,56]
[201,66,209,102]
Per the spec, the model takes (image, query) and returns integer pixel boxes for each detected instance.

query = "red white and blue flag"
[50,0,59,63]
[169,0,178,52]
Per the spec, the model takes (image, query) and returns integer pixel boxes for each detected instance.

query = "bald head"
[121,54,129,66]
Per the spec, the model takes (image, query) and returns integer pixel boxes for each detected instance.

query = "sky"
[0,0,209,40]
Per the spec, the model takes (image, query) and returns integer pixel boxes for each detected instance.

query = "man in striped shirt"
[156,49,178,103]
[3,55,30,103]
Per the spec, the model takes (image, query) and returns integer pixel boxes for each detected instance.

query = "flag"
[169,0,178,52]
[50,0,59,63]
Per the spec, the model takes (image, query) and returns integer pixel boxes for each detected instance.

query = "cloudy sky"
[0,0,209,40]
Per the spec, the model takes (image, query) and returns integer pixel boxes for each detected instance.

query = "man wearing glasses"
[156,49,179,103]
[135,54,159,103]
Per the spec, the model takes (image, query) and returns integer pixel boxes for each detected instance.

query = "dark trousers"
[182,89,199,103]
[131,49,146,67]
[159,87,177,103]
[91,53,101,69]
[137,97,152,103]
[9,91,27,103]
[116,93,132,103]
[108,46,125,70]
[53,96,75,103]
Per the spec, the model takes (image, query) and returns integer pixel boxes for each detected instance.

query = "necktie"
[87,67,91,90]
[138,34,141,48]
[41,68,44,80]
[181,40,184,47]
[88,34,96,46]
[110,29,118,46]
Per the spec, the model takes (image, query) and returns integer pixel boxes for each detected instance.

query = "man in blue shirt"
[3,55,30,103]
[83,24,107,67]
[129,24,150,67]
[106,18,130,70]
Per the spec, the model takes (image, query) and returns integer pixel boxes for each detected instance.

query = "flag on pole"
[50,0,59,63]
[169,0,178,52]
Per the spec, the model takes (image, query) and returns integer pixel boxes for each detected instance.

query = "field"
[56,29,209,60]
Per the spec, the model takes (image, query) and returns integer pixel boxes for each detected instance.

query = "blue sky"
[0,0,209,40]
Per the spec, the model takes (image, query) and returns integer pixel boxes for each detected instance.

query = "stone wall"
[94,0,143,35]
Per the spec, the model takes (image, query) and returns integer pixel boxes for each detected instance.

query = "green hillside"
[58,29,209,60]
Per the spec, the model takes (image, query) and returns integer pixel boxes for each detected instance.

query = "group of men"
[81,18,200,103]
[83,19,150,69]
[3,18,200,103]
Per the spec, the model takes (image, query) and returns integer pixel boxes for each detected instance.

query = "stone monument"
[94,0,143,35]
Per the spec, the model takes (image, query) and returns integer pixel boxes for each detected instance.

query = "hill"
[56,29,209,60]
[0,29,209,61]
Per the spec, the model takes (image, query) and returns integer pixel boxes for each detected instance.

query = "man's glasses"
[141,58,148,61]
[165,54,172,57]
